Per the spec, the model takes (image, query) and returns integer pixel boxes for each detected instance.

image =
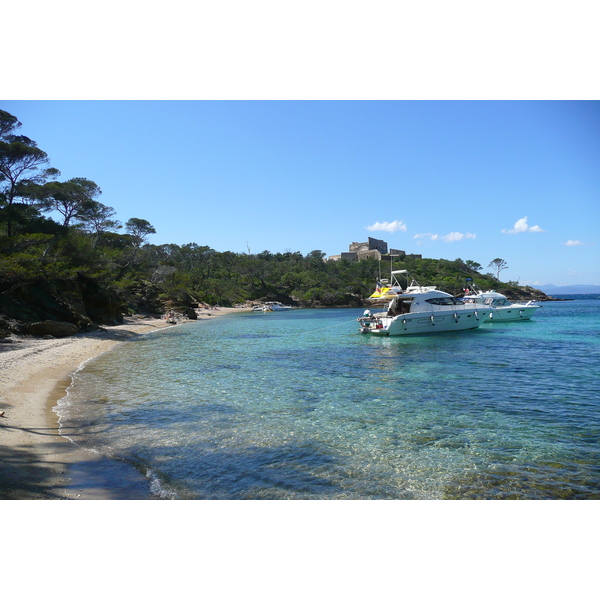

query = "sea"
[56,295,600,500]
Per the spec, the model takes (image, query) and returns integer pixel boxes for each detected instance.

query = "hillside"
[0,244,553,340]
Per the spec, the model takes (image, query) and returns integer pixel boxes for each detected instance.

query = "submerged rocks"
[504,287,553,302]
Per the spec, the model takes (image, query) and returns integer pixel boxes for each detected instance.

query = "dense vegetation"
[0,109,547,336]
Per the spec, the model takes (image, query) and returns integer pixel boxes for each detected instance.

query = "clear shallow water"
[57,299,600,499]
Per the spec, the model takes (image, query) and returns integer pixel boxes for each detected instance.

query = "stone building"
[328,237,421,262]
[388,249,406,259]
[349,237,388,255]
[328,250,382,262]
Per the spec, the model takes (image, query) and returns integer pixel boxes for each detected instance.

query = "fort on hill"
[328,237,422,262]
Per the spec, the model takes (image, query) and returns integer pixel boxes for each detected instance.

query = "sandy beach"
[0,307,248,500]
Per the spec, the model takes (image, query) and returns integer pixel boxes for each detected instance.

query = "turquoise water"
[58,299,600,499]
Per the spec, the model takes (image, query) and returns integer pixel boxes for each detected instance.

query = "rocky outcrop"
[26,320,80,338]
[121,280,164,315]
[501,286,553,302]
[0,273,124,338]
[0,317,10,340]
[75,274,123,324]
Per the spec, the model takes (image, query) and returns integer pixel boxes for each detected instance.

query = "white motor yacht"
[461,282,540,321]
[358,271,489,336]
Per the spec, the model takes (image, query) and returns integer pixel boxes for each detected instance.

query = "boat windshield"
[425,297,465,306]
[484,298,510,307]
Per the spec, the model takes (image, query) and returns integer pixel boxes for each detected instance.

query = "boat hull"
[485,305,539,322]
[359,309,489,336]
[462,290,540,323]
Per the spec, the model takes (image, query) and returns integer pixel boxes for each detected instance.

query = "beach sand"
[0,307,249,500]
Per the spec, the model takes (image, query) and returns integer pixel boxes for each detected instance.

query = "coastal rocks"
[503,287,552,302]
[0,319,12,342]
[121,280,164,315]
[75,274,123,325]
[0,318,10,339]
[5,319,29,335]
[26,320,80,338]
[183,306,197,320]
[0,275,124,327]
[162,291,201,320]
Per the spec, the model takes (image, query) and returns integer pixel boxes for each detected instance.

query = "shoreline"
[0,307,249,500]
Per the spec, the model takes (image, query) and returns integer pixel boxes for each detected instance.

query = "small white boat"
[358,271,489,336]
[461,282,540,321]
[264,302,293,311]
[253,301,294,312]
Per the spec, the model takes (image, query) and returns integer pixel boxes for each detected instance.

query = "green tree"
[126,217,156,246]
[125,217,156,266]
[465,260,482,272]
[78,201,121,245]
[488,258,508,280]
[0,109,20,137]
[38,177,102,227]
[0,111,56,236]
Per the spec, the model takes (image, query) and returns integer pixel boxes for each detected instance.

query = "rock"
[0,275,124,329]
[8,320,29,335]
[27,320,80,338]
[183,307,197,320]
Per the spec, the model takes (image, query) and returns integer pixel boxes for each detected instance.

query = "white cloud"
[444,231,476,242]
[365,220,407,233]
[562,240,585,246]
[413,231,476,243]
[502,216,545,234]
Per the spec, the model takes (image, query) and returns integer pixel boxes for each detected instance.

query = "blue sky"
[3,100,598,286]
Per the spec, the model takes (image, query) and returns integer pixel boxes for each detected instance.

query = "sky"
[3,100,598,286]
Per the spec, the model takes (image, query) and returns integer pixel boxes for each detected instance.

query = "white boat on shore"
[461,282,540,321]
[358,271,489,336]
